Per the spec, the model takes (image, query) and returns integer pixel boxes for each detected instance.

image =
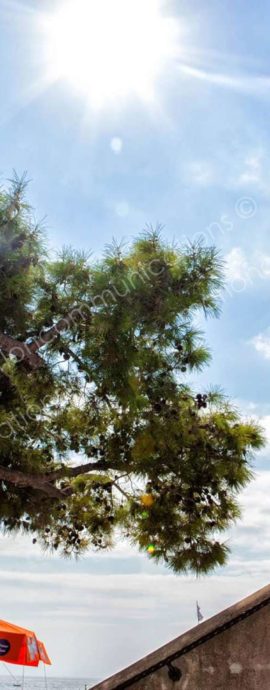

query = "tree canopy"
[0,175,264,573]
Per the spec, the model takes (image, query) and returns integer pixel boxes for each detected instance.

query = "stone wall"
[120,606,270,689]
[90,584,270,690]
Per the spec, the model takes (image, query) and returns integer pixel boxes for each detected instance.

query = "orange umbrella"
[0,620,50,667]
[37,641,51,666]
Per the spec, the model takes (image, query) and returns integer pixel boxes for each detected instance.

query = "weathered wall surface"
[120,606,270,690]
[90,586,270,690]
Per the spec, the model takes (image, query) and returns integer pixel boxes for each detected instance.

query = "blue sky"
[1,0,270,682]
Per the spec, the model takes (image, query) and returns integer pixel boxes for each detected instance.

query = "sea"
[0,679,99,690]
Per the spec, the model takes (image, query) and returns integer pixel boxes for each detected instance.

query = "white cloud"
[257,255,270,277]
[183,141,270,196]
[110,137,123,154]
[224,248,270,294]
[251,329,270,360]
[238,152,263,186]
[259,415,270,444]
[185,149,270,197]
[231,149,270,192]
[225,247,251,284]
[188,161,214,186]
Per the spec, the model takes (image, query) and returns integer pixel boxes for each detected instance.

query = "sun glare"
[43,0,179,108]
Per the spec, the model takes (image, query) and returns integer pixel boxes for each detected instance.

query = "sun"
[43,0,179,108]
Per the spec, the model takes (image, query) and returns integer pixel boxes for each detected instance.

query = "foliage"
[0,176,264,574]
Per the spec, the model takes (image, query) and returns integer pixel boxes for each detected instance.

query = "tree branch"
[0,465,63,498]
[28,314,80,353]
[0,299,92,370]
[0,334,43,369]
[113,482,131,500]
[0,458,112,502]
[48,460,108,480]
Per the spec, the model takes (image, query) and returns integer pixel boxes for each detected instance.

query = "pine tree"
[0,176,264,573]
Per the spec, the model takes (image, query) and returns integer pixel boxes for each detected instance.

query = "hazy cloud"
[251,329,270,360]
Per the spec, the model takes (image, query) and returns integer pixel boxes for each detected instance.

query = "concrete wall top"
[89,583,270,690]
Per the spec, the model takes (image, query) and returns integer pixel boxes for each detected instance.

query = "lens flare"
[140,494,155,507]
[141,511,149,519]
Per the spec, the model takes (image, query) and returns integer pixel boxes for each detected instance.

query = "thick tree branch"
[0,465,63,498]
[0,334,43,369]
[0,304,91,370]
[0,460,111,502]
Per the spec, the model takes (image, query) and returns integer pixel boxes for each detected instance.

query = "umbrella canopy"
[0,620,50,667]
[37,641,51,665]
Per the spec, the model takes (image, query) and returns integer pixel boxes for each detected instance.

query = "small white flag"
[196,601,204,623]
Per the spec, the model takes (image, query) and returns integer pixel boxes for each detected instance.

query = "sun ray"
[179,63,270,98]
